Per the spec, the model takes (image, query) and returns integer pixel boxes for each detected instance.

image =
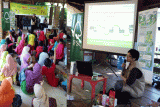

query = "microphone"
[122,59,126,76]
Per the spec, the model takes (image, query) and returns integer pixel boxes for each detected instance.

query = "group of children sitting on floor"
[0,27,67,106]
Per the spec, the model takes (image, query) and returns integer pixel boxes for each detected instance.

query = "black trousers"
[31,25,35,33]
[114,80,132,104]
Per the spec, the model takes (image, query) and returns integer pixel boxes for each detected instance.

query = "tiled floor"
[13,80,67,107]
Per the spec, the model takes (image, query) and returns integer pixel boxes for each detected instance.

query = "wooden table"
[68,74,107,100]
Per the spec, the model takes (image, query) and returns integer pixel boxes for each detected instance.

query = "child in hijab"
[25,63,42,94]
[38,46,49,66]
[42,58,59,87]
[0,77,15,107]
[48,39,54,52]
[28,31,36,52]
[0,44,7,59]
[48,50,56,64]
[15,34,25,55]
[55,39,64,64]
[6,30,14,43]
[0,51,8,70]
[32,84,57,107]
[36,41,43,59]
[1,54,17,84]
[38,30,46,44]
[20,46,30,64]
[0,39,6,48]
[19,54,34,95]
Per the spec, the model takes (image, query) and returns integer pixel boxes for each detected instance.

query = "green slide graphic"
[87,38,132,48]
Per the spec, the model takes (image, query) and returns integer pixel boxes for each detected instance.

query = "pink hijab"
[1,54,17,77]
[15,39,25,55]
[22,34,25,40]
[0,44,7,58]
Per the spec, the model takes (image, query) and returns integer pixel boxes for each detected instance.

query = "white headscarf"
[20,46,30,63]
[33,84,49,107]
[38,52,49,66]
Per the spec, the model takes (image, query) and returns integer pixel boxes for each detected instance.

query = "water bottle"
[102,94,107,106]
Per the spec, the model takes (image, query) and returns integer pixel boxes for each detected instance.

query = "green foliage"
[59,8,67,20]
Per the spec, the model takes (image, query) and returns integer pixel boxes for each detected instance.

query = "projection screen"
[83,0,138,55]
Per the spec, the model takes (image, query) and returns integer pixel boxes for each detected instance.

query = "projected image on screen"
[88,4,134,48]
[83,1,137,54]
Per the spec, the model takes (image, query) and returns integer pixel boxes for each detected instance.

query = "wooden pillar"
[59,0,65,30]
[49,4,53,25]
[53,4,60,28]
[0,0,2,40]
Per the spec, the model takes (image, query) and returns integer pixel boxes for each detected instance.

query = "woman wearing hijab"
[25,63,42,94]
[1,54,17,83]
[0,51,8,69]
[0,39,6,48]
[15,34,25,55]
[20,46,30,64]
[38,46,49,66]
[0,44,7,59]
[0,77,15,106]
[32,84,57,107]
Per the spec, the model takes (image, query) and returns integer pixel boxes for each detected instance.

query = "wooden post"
[53,4,60,28]
[0,0,2,40]
[59,0,65,30]
[49,3,53,25]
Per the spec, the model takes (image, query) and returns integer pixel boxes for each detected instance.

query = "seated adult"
[55,39,64,64]
[1,54,17,83]
[25,63,42,94]
[114,49,145,103]
[38,46,49,66]
[42,58,59,87]
[32,84,57,107]
[0,77,15,106]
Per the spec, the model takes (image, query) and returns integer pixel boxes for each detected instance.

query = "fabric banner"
[2,8,10,31]
[10,11,15,30]
[70,13,84,61]
[10,2,48,16]
[137,8,158,84]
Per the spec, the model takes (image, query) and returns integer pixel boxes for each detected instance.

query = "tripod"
[96,54,118,77]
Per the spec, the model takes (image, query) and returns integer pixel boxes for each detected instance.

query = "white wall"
[66,3,82,27]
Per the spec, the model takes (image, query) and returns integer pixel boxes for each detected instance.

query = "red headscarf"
[38,31,45,41]
[36,46,43,58]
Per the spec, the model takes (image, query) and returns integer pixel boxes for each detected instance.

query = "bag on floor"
[12,94,22,107]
